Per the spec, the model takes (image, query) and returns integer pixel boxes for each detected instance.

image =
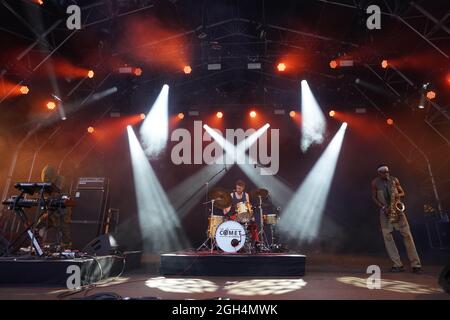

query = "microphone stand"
[197,162,228,252]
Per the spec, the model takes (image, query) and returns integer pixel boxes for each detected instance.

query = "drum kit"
[197,187,281,254]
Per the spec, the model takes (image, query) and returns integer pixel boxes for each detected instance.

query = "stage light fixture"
[87,126,95,133]
[386,118,394,125]
[183,65,192,74]
[178,112,185,119]
[249,110,257,118]
[134,67,142,76]
[140,113,146,120]
[207,63,221,70]
[46,101,56,110]
[140,85,170,157]
[329,60,338,69]
[216,111,223,119]
[247,63,261,70]
[329,110,336,117]
[301,80,326,152]
[426,90,436,100]
[87,70,94,78]
[289,111,296,118]
[277,63,286,72]
[381,60,388,69]
[20,86,29,95]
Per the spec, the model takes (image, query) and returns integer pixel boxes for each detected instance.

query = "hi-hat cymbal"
[208,187,232,209]
[251,188,269,199]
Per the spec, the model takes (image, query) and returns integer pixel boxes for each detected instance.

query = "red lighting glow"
[183,65,192,74]
[134,68,142,76]
[87,126,95,134]
[20,86,29,95]
[277,63,286,72]
[249,110,257,118]
[216,111,223,119]
[426,90,436,100]
[329,60,338,69]
[386,118,394,125]
[46,101,56,110]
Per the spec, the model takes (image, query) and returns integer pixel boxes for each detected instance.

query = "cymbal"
[251,188,269,199]
[208,187,232,209]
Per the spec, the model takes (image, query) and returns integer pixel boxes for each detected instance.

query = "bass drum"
[215,220,246,253]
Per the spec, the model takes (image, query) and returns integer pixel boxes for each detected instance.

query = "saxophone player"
[371,165,422,273]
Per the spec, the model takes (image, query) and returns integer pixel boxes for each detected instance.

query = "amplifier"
[76,177,107,190]
[71,177,110,250]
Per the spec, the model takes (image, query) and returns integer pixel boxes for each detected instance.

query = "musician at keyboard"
[35,165,72,249]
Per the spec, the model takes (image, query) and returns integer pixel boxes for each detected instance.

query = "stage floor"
[0,253,448,300]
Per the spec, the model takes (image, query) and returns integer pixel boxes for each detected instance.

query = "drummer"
[223,180,259,242]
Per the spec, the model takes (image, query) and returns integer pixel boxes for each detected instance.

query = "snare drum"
[235,202,253,223]
[207,215,224,238]
[263,214,278,225]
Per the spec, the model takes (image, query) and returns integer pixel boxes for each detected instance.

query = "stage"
[0,253,448,300]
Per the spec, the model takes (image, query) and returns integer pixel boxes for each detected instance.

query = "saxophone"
[387,192,406,224]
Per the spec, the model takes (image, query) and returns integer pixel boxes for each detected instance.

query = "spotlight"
[216,111,223,119]
[134,67,142,76]
[178,112,185,119]
[301,80,326,152]
[140,113,146,120]
[381,60,388,69]
[329,60,338,69]
[329,110,336,117]
[249,110,257,118]
[289,111,296,118]
[277,63,286,72]
[46,101,56,110]
[87,126,95,133]
[426,90,436,100]
[140,85,170,157]
[183,65,192,74]
[20,86,29,95]
[87,70,94,78]
[386,118,394,125]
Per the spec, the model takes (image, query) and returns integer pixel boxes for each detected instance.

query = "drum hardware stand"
[255,195,271,252]
[197,199,217,253]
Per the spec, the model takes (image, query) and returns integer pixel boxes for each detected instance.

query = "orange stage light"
[216,111,223,119]
[46,101,56,110]
[289,111,296,118]
[329,110,336,117]
[249,110,257,118]
[183,65,192,74]
[386,118,394,125]
[140,113,146,120]
[426,90,436,100]
[178,112,185,119]
[381,60,388,69]
[87,70,94,78]
[277,63,286,72]
[329,60,338,69]
[20,86,29,95]
[134,67,142,76]
[87,126,95,134]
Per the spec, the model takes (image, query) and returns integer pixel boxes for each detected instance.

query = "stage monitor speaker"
[439,263,450,294]
[71,177,109,250]
[83,234,118,255]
